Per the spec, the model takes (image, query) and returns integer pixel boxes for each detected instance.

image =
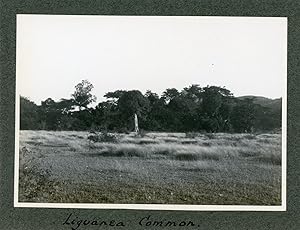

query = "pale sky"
[17,15,287,105]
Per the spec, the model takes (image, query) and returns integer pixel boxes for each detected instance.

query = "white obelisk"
[134,113,139,133]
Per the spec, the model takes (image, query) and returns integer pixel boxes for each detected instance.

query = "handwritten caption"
[63,213,198,230]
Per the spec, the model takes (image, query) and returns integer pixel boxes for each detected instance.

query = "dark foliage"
[20,81,282,133]
[20,97,40,130]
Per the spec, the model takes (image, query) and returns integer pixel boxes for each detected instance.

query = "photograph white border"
[14,15,287,211]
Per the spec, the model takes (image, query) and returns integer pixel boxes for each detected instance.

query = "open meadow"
[18,130,282,205]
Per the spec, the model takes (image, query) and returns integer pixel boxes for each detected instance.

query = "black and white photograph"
[15,15,287,210]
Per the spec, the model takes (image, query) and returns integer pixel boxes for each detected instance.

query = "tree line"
[20,80,281,133]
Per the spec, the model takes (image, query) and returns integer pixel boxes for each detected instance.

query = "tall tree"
[104,90,127,102]
[117,90,150,130]
[182,84,203,102]
[230,98,255,133]
[56,98,75,114]
[200,86,233,132]
[93,100,119,131]
[39,98,61,130]
[145,90,159,105]
[71,80,97,110]
[162,88,180,103]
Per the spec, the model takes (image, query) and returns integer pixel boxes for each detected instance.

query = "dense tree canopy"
[20,97,39,130]
[71,80,97,110]
[20,81,282,133]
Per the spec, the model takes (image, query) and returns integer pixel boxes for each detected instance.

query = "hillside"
[238,96,282,111]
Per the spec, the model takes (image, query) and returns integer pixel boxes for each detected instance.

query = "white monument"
[134,113,139,133]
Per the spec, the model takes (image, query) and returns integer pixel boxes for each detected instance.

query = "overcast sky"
[17,15,287,105]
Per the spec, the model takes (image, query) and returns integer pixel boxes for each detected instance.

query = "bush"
[87,131,118,143]
[205,133,215,139]
[185,132,198,139]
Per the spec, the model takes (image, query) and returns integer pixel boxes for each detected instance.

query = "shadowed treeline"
[20,80,281,133]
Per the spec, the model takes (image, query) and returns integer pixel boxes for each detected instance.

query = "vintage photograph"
[15,15,286,210]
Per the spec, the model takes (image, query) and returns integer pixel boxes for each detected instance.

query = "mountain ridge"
[237,95,282,111]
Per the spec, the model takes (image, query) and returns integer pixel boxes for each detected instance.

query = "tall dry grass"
[18,130,282,204]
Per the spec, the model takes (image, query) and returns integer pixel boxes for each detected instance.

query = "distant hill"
[237,96,282,111]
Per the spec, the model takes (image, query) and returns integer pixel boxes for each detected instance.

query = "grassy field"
[18,130,282,205]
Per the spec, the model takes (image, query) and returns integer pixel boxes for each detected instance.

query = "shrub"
[205,133,215,139]
[101,132,118,142]
[87,131,118,143]
[185,132,198,139]
[243,134,256,140]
